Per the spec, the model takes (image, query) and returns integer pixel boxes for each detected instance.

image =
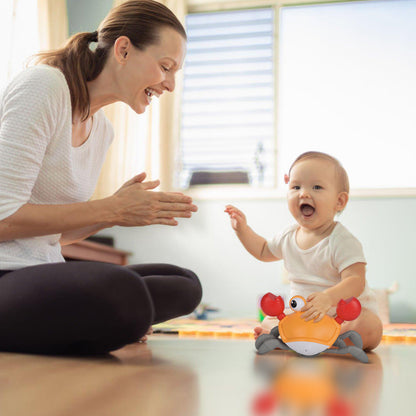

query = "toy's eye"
[290,296,306,311]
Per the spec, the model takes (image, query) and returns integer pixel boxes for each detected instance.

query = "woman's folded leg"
[127,263,202,324]
[0,261,154,355]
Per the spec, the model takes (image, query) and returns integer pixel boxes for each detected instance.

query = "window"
[179,0,416,194]
[0,0,39,87]
[178,7,276,188]
[277,0,416,190]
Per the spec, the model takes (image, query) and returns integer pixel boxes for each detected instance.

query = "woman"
[0,0,202,354]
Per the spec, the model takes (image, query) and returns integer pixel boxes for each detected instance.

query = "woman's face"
[117,26,186,114]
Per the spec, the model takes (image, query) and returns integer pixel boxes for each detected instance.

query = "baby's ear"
[284,174,289,184]
[336,191,349,211]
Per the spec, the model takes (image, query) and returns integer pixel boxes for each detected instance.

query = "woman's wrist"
[90,196,119,228]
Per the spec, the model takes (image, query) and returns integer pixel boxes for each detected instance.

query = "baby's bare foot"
[138,327,153,343]
[254,326,270,340]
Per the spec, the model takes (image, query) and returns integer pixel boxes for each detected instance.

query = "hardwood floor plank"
[0,336,414,416]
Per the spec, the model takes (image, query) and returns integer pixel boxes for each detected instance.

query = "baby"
[225,151,382,350]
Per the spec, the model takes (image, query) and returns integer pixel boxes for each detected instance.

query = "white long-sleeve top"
[0,65,114,269]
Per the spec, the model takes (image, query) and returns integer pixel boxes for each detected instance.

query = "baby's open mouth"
[300,204,315,217]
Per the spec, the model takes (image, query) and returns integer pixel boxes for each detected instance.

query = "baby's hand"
[301,292,332,322]
[224,205,247,231]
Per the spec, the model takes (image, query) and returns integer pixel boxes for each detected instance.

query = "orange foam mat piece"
[155,318,257,339]
[155,319,416,343]
[382,323,416,344]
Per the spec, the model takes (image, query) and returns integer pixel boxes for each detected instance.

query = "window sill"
[183,185,416,201]
[185,185,285,200]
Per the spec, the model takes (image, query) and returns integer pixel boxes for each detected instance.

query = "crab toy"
[255,293,368,363]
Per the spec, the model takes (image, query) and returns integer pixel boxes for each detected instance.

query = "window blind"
[178,7,275,188]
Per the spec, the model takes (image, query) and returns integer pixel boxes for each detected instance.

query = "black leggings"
[0,262,202,355]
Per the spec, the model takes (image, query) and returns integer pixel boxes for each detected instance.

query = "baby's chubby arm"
[224,205,279,262]
[301,262,366,322]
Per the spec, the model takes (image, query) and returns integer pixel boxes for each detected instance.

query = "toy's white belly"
[287,341,329,356]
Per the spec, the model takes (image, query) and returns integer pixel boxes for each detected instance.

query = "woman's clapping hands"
[111,172,197,227]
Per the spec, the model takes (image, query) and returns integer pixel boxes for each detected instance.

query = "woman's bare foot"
[254,326,270,340]
[138,327,153,343]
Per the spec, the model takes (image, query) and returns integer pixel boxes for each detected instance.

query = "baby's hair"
[288,151,350,194]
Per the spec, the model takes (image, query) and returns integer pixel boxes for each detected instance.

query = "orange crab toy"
[255,293,368,362]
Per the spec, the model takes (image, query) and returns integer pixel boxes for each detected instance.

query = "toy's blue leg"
[332,337,347,349]
[254,325,280,350]
[325,331,368,363]
[339,330,364,349]
[255,326,290,355]
[324,345,369,363]
[255,333,275,350]
[270,325,280,338]
[256,337,290,355]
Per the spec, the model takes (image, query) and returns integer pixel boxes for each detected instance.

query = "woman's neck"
[87,61,121,116]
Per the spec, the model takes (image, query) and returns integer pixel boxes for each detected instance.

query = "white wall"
[98,196,416,323]
[67,0,416,322]
[67,0,112,35]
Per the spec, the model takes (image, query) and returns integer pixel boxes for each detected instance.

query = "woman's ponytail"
[32,31,108,121]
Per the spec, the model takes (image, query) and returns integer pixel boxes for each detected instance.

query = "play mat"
[153,319,416,344]
[153,318,257,339]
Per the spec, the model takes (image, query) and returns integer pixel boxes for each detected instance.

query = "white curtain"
[93,0,187,198]
[94,102,156,198]
[37,0,69,50]
[0,0,67,89]
[157,0,187,191]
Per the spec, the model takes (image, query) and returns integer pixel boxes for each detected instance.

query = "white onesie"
[267,222,378,318]
[0,65,114,269]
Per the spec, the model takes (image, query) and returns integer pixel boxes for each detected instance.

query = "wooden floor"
[0,335,414,416]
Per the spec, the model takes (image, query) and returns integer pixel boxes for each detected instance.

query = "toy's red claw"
[335,297,361,324]
[260,293,285,319]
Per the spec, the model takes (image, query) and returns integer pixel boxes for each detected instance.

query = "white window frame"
[183,0,416,199]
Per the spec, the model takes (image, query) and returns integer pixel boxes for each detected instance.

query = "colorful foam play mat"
[153,319,416,343]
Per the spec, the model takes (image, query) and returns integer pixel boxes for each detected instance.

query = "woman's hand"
[110,173,198,227]
[224,204,247,231]
[301,292,333,322]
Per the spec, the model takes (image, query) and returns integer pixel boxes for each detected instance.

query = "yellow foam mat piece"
[156,318,258,339]
[157,320,416,343]
[382,324,416,344]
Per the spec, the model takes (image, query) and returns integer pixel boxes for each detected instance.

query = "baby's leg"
[254,316,279,339]
[340,307,383,351]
